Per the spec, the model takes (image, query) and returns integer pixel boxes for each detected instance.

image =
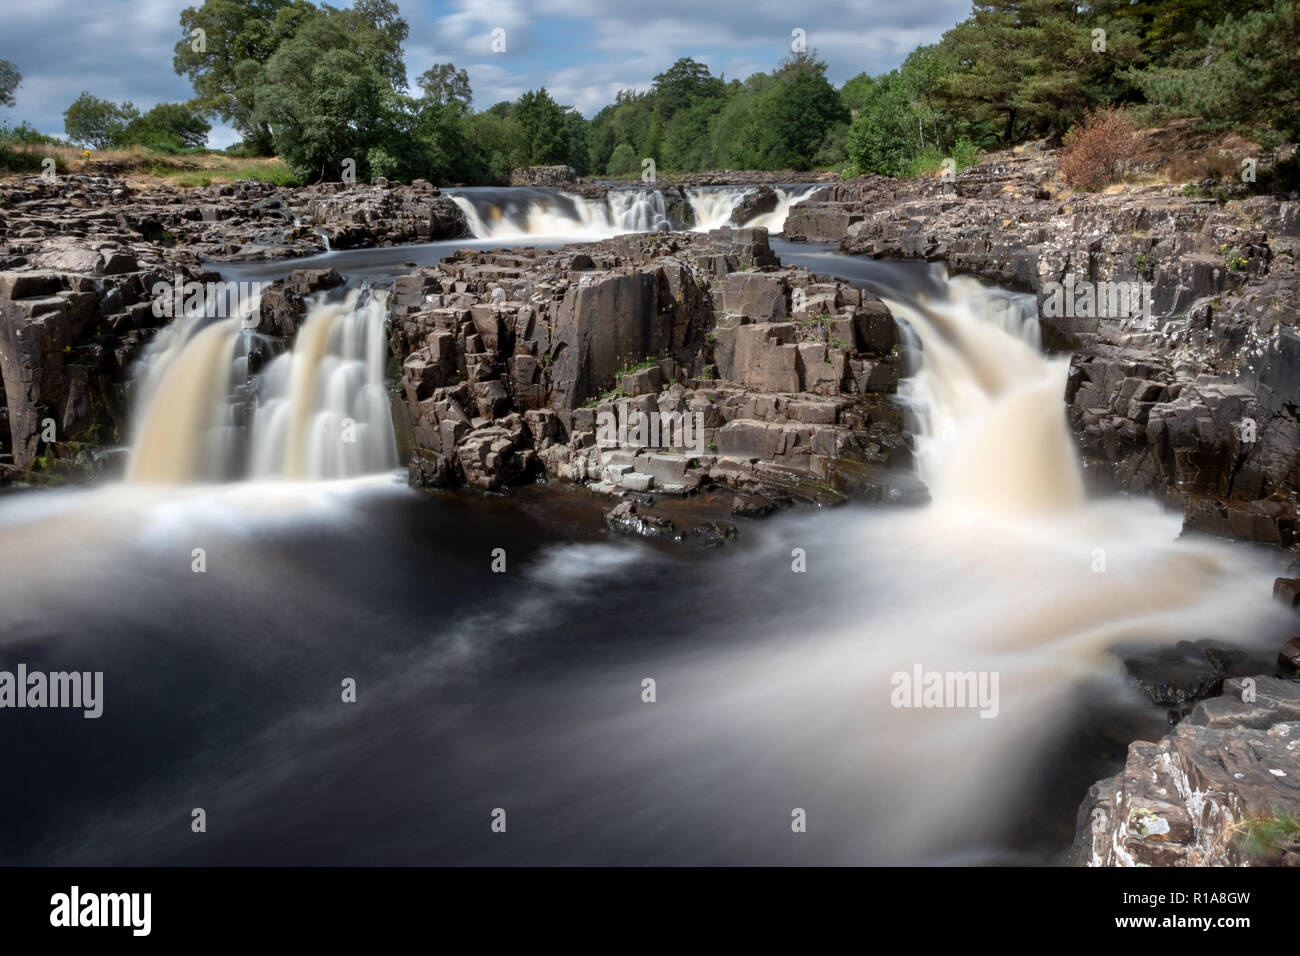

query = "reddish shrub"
[1058,106,1141,191]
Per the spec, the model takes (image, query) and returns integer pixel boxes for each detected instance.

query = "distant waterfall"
[449,183,819,239]
[685,184,821,231]
[126,289,398,484]
[449,186,669,239]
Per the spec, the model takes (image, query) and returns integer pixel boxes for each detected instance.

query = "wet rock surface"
[786,143,1300,554]
[1072,675,1300,867]
[0,173,467,479]
[385,226,918,505]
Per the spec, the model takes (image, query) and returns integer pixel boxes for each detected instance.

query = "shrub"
[1058,106,1140,191]
[902,136,981,179]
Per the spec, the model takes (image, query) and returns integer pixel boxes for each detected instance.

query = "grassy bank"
[0,143,299,187]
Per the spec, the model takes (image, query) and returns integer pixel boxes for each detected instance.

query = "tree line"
[0,0,1295,184]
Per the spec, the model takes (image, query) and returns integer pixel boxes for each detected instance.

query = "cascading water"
[448,183,819,239]
[685,184,821,231]
[2,225,1292,866]
[448,186,671,239]
[125,289,397,484]
[885,271,1082,515]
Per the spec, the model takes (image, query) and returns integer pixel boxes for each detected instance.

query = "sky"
[0,0,971,149]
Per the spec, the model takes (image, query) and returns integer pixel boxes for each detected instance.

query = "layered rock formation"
[789,145,1300,551]
[386,227,915,504]
[0,172,466,478]
[1072,675,1300,866]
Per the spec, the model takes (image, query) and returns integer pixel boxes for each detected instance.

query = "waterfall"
[885,270,1083,515]
[125,289,397,484]
[685,184,820,231]
[449,183,818,239]
[683,187,745,230]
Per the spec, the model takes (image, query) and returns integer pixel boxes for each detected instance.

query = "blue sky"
[0,0,971,148]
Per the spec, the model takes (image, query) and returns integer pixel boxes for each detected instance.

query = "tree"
[605,142,638,177]
[173,0,318,155]
[563,110,591,175]
[936,0,1143,142]
[417,63,471,111]
[0,60,20,108]
[63,93,138,149]
[840,73,875,115]
[119,102,212,150]
[845,73,919,175]
[514,88,568,166]
[331,0,408,90]
[756,54,848,168]
[651,57,724,120]
[1110,0,1273,61]
[1132,1,1300,141]
[252,12,393,178]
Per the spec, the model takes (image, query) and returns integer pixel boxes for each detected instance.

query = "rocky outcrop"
[1072,676,1300,866]
[253,268,345,337]
[0,243,198,478]
[729,185,778,226]
[302,178,468,251]
[511,165,579,186]
[661,170,836,187]
[386,227,918,503]
[785,145,1300,551]
[0,173,467,266]
[0,172,469,480]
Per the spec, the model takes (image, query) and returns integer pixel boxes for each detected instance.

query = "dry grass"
[0,143,299,187]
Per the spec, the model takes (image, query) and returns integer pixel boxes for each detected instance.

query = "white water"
[449,183,818,240]
[0,249,1289,865]
[685,184,819,231]
[450,187,671,240]
[126,289,397,484]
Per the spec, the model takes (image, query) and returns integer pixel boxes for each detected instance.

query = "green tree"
[563,110,591,175]
[651,57,725,120]
[0,60,20,108]
[845,73,919,175]
[937,0,1143,142]
[514,88,568,165]
[416,63,471,111]
[1132,1,1300,141]
[119,102,212,150]
[606,142,638,177]
[755,54,848,168]
[63,93,138,149]
[839,73,875,114]
[252,11,394,179]
[174,0,317,155]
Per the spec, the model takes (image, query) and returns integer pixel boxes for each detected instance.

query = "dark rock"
[604,500,680,541]
[255,269,345,338]
[1073,676,1300,866]
[1279,638,1300,677]
[690,520,738,547]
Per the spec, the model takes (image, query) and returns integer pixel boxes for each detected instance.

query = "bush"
[1058,106,1140,191]
[1,121,64,146]
[903,136,981,179]
[605,142,638,178]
